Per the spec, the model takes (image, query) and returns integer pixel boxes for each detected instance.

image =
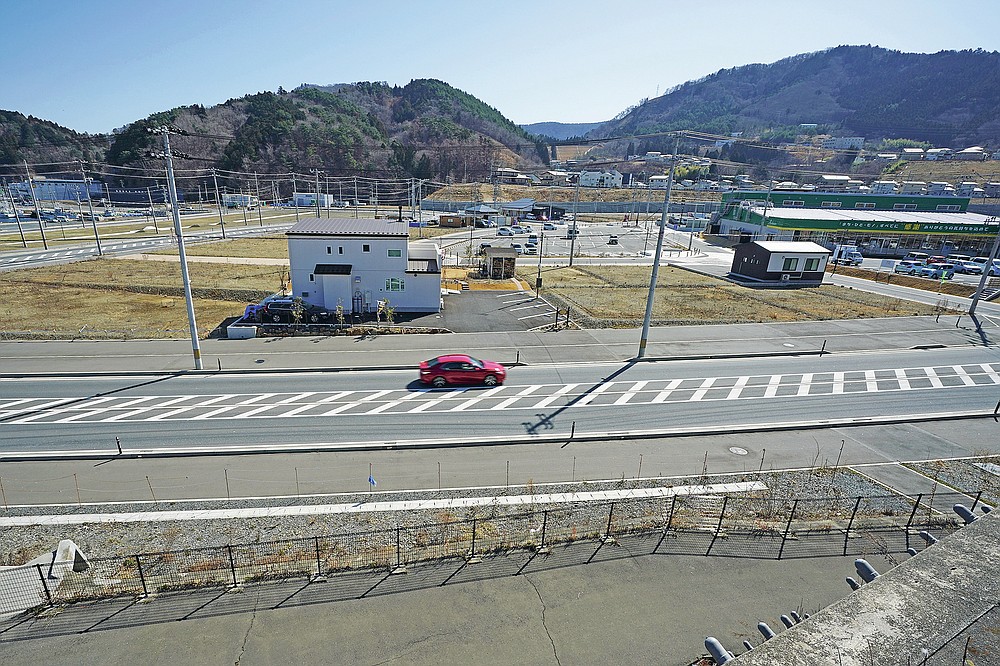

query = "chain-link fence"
[1,489,977,618]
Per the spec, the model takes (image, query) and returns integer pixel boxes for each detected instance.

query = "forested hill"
[0,110,106,166]
[521,121,606,140]
[101,79,548,182]
[591,46,1000,146]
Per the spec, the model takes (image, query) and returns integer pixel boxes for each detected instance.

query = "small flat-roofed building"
[730,241,830,286]
[481,246,517,279]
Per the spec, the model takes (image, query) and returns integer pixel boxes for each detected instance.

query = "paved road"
[2,347,1000,457]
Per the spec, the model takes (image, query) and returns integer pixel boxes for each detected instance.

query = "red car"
[419,354,507,388]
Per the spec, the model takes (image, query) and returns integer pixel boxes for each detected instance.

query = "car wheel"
[310,315,319,323]
[271,314,281,322]
[432,376,447,388]
[483,374,498,386]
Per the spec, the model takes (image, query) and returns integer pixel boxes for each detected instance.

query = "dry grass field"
[893,160,1000,184]
[519,265,947,326]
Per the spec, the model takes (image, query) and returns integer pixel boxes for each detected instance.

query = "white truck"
[831,244,863,266]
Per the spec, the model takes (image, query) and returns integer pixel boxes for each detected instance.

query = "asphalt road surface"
[4,347,999,456]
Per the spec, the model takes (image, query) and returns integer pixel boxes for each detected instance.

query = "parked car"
[608,235,620,245]
[419,354,507,387]
[542,222,556,231]
[953,261,983,275]
[511,225,529,234]
[510,243,524,254]
[262,298,332,323]
[947,254,972,264]
[523,246,538,255]
[893,260,923,275]
[478,242,492,254]
[497,227,514,236]
[926,256,949,265]
[919,263,955,279]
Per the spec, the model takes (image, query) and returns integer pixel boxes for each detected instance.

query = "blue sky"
[4,0,998,134]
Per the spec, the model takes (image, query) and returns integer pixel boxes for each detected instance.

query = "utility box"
[227,325,257,339]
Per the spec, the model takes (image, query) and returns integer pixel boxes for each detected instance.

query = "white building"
[869,181,898,194]
[901,148,925,160]
[286,218,441,314]
[821,137,865,150]
[578,169,623,188]
[293,192,337,207]
[222,193,259,208]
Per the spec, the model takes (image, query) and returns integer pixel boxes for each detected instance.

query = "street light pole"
[637,135,680,359]
[569,176,581,266]
[535,231,544,299]
[970,217,1000,317]
[254,171,264,226]
[158,127,203,370]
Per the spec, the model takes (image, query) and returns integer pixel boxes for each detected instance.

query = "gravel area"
[1,465,966,565]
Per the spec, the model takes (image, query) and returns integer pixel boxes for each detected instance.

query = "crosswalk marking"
[8,361,1000,425]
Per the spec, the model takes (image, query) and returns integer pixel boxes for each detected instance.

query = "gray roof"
[750,207,991,225]
[406,259,439,273]
[755,241,831,253]
[286,217,408,237]
[501,198,536,211]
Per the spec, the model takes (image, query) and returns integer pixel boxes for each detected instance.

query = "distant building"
[955,146,987,161]
[578,169,623,188]
[901,148,925,160]
[8,178,104,202]
[821,137,865,150]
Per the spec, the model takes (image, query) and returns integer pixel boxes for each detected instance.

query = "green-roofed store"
[716,191,997,258]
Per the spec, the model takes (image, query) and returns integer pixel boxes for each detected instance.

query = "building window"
[781,200,805,207]
[309,273,314,282]
[387,248,402,258]
[782,257,799,271]
[385,277,405,292]
[936,205,961,212]
[893,203,917,210]
[804,257,820,271]
[338,246,344,255]
[855,202,876,209]
[301,291,309,298]
[327,246,331,254]
[363,244,371,253]
[820,201,842,208]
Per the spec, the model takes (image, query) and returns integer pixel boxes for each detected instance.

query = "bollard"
[705,637,734,664]
[906,548,918,557]
[919,530,938,545]
[780,614,794,629]
[846,576,862,590]
[855,558,879,583]
[954,503,977,525]
[757,622,776,640]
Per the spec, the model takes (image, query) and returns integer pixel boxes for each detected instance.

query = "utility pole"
[637,135,680,359]
[374,181,379,218]
[24,161,48,250]
[211,169,227,239]
[253,171,264,226]
[568,175,581,266]
[154,127,203,370]
[146,187,159,234]
[77,160,102,255]
[291,173,300,223]
[312,169,322,218]
[4,181,27,248]
[353,176,359,218]
[535,231,544,299]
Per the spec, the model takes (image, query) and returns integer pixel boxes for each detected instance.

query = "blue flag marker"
[368,475,377,487]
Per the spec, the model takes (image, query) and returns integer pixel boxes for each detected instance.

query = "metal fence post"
[665,496,676,531]
[227,545,238,587]
[539,511,548,549]
[905,493,924,551]
[314,536,322,576]
[35,564,52,606]
[715,496,729,536]
[971,490,983,513]
[844,497,862,556]
[470,518,478,558]
[605,503,615,539]
[777,500,798,560]
[396,527,402,570]
[135,554,148,597]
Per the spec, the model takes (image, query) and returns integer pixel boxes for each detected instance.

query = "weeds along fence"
[0,489,976,616]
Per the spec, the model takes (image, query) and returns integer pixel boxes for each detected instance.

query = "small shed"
[482,247,517,279]
[730,241,830,286]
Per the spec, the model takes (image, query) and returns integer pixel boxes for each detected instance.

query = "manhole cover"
[729,447,749,456]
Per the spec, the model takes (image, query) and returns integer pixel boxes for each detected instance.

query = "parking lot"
[457,219,680,260]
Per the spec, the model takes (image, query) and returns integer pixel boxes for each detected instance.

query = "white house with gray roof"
[286,217,442,314]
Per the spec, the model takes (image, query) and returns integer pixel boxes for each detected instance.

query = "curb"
[3,409,994,462]
[0,348,834,379]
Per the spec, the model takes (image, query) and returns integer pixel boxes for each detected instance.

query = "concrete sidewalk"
[0,316,991,376]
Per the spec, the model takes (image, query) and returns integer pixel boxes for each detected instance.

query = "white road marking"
[952,365,976,386]
[652,379,683,403]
